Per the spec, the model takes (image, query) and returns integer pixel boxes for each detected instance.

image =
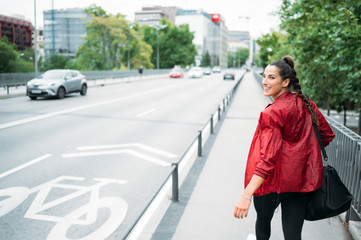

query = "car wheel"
[29,96,37,100]
[57,87,65,99]
[80,84,87,96]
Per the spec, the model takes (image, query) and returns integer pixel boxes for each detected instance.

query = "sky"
[1,0,282,38]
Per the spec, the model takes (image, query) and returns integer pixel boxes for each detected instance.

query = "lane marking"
[77,143,178,158]
[62,149,170,167]
[137,108,156,118]
[0,82,188,130]
[0,154,52,179]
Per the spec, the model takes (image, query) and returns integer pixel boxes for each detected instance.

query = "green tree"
[0,37,18,73]
[256,31,289,69]
[201,51,211,67]
[141,19,197,68]
[279,0,361,117]
[40,54,70,71]
[228,47,249,67]
[75,5,153,70]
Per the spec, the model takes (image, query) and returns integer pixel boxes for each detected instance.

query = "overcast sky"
[1,0,282,38]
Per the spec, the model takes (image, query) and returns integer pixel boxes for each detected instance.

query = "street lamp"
[34,0,38,74]
[153,24,167,69]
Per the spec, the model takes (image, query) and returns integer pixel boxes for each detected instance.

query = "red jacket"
[244,92,335,196]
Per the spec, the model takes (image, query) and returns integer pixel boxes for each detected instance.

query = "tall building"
[43,8,89,58]
[176,9,228,68]
[228,30,250,52]
[135,6,178,27]
[0,14,34,51]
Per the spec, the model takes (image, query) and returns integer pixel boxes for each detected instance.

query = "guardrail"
[0,69,171,94]
[122,70,247,239]
[324,115,361,222]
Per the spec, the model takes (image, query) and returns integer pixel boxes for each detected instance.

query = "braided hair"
[269,55,319,125]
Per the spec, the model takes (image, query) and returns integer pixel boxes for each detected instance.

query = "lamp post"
[153,24,167,69]
[34,0,38,75]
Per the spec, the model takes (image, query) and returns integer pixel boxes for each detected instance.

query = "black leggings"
[253,192,310,240]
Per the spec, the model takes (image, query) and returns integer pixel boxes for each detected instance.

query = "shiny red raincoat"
[245,92,335,196]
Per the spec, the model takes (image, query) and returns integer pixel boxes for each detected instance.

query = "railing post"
[6,85,9,95]
[172,163,179,202]
[198,130,202,157]
[210,114,214,134]
[218,105,221,121]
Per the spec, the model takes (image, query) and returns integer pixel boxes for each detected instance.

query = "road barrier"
[324,115,361,222]
[122,70,247,239]
[0,69,171,95]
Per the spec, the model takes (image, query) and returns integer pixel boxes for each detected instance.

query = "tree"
[279,0,361,119]
[40,54,70,71]
[201,51,211,67]
[227,47,249,67]
[75,5,153,70]
[141,19,197,68]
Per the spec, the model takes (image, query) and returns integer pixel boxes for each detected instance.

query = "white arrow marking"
[77,143,177,158]
[137,108,156,118]
[62,149,170,167]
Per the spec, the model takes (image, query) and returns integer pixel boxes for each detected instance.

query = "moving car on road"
[212,66,221,73]
[203,67,212,75]
[188,67,203,78]
[223,69,235,80]
[169,68,184,78]
[27,70,88,100]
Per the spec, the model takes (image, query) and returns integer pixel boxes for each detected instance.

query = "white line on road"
[62,149,170,167]
[77,143,178,158]
[0,154,52,179]
[0,82,188,130]
[137,108,156,118]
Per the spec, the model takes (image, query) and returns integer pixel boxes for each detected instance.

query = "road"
[0,71,243,240]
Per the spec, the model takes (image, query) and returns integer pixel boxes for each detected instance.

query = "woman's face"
[262,65,290,100]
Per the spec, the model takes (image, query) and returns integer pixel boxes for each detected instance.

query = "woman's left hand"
[234,195,252,219]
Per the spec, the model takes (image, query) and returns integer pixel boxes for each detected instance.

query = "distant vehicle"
[169,68,184,78]
[27,69,87,100]
[223,69,235,80]
[188,67,203,78]
[212,66,221,73]
[203,67,212,75]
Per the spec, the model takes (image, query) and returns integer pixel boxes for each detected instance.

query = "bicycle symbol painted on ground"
[0,175,128,240]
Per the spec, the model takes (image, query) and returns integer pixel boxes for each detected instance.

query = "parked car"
[27,69,87,100]
[188,67,203,78]
[203,67,212,75]
[169,68,184,78]
[223,69,235,80]
[212,66,221,73]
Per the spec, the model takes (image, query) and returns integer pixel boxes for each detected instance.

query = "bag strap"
[303,93,328,161]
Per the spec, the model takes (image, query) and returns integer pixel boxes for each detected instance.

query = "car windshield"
[40,71,65,80]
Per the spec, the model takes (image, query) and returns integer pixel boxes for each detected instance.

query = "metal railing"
[324,115,361,222]
[122,70,247,239]
[0,69,171,94]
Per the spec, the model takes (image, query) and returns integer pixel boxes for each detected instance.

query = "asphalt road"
[0,71,242,240]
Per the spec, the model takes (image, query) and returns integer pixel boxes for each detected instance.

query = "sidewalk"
[148,72,356,240]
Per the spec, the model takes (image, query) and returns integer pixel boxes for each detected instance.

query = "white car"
[188,67,203,78]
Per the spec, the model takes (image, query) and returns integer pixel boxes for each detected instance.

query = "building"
[176,9,228,68]
[0,14,34,51]
[135,6,178,27]
[228,30,250,52]
[43,8,89,58]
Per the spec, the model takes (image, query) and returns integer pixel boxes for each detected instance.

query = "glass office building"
[43,8,89,59]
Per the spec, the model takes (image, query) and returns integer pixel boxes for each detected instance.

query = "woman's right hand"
[234,194,252,219]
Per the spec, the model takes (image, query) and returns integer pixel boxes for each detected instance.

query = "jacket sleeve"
[311,100,335,147]
[254,109,283,179]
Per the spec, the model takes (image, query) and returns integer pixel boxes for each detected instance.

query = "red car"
[169,68,184,78]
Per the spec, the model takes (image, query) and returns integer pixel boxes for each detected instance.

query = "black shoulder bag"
[304,95,353,221]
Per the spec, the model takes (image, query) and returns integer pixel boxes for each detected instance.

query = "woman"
[234,56,335,240]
